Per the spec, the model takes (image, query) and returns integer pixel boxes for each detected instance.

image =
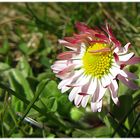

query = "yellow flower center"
[82,43,113,78]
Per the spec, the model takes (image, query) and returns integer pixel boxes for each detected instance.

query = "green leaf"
[0,62,10,72]
[0,102,4,113]
[9,69,33,99]
[46,97,57,112]
[34,80,59,112]
[112,94,133,122]
[57,95,73,117]
[17,57,33,77]
[0,39,10,54]
[37,71,55,81]
[39,80,61,98]
[39,56,51,68]
[8,69,34,112]
[18,43,29,54]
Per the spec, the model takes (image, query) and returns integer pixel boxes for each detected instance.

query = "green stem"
[111,98,140,137]
[126,112,140,137]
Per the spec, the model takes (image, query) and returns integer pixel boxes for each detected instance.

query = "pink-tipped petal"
[118,42,131,55]
[58,64,75,76]
[94,34,108,40]
[58,39,78,51]
[56,71,72,79]
[122,42,131,54]
[124,70,138,79]
[88,48,111,53]
[90,40,108,44]
[117,74,139,90]
[123,56,140,65]
[57,51,76,60]
[114,53,119,62]
[111,37,121,48]
[118,52,134,62]
[75,22,89,32]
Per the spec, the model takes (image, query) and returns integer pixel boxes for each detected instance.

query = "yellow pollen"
[82,43,113,78]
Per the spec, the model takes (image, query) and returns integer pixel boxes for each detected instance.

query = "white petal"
[112,61,120,69]
[72,60,83,68]
[118,52,134,62]
[87,78,97,95]
[61,86,70,93]
[92,80,106,102]
[92,80,100,102]
[109,66,120,78]
[58,69,84,89]
[58,78,72,89]
[119,70,128,78]
[112,79,118,92]
[101,74,111,88]
[74,94,83,106]
[98,80,107,101]
[109,80,119,105]
[76,74,91,85]
[91,100,103,112]
[108,73,116,81]
[69,87,81,101]
[81,95,90,108]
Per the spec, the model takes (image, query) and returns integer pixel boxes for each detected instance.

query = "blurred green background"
[0,2,140,138]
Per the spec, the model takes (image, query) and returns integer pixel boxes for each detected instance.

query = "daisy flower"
[51,22,140,112]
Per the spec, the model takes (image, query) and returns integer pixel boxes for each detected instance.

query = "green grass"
[0,2,140,138]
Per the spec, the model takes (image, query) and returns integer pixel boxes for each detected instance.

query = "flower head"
[51,22,140,112]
